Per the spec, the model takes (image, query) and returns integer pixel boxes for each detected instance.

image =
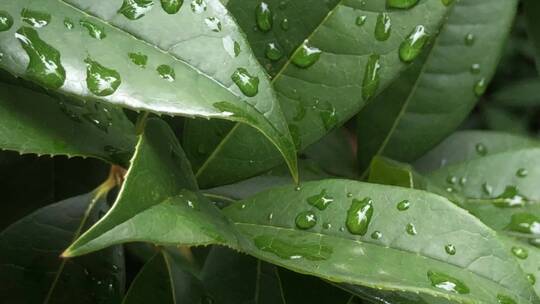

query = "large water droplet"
[375,13,391,41]
[527,273,536,285]
[346,197,374,236]
[492,186,528,208]
[295,211,317,230]
[427,271,470,294]
[399,25,429,63]
[397,199,410,211]
[445,244,456,255]
[231,68,259,97]
[15,27,66,89]
[254,235,332,261]
[21,9,50,28]
[223,36,241,58]
[387,0,419,9]
[0,11,13,32]
[406,223,417,235]
[205,17,222,32]
[307,189,334,210]
[80,20,107,40]
[266,42,283,61]
[507,213,540,235]
[85,58,121,96]
[157,64,176,81]
[516,168,528,178]
[256,2,273,32]
[118,0,154,20]
[292,41,322,68]
[511,246,528,259]
[362,54,381,100]
[497,294,517,304]
[475,143,487,156]
[474,78,486,97]
[128,52,148,68]
[191,0,207,14]
[161,0,183,14]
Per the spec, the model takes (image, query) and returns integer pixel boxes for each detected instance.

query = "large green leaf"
[0,192,125,303]
[525,0,540,72]
[185,0,452,187]
[356,0,517,173]
[0,81,135,165]
[0,0,297,181]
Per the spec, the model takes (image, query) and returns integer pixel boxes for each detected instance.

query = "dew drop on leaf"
[482,182,493,196]
[84,58,122,96]
[292,41,322,68]
[507,213,540,235]
[160,0,183,14]
[511,246,528,259]
[497,294,517,304]
[265,42,283,61]
[307,189,334,210]
[128,52,148,68]
[387,0,419,9]
[322,222,332,229]
[118,0,154,20]
[347,192,353,198]
[254,235,332,261]
[21,9,51,28]
[64,18,74,30]
[356,15,367,26]
[205,17,222,32]
[470,63,481,74]
[295,211,317,230]
[397,199,410,211]
[446,175,457,184]
[15,27,66,89]
[0,11,13,32]
[441,0,454,6]
[157,64,176,82]
[80,20,107,40]
[475,143,488,156]
[444,244,456,255]
[280,18,289,31]
[371,231,383,240]
[346,197,374,236]
[362,54,381,100]
[492,186,528,208]
[375,13,391,41]
[527,273,536,285]
[474,78,487,97]
[399,25,429,63]
[191,0,207,14]
[427,271,470,294]
[516,168,528,178]
[464,33,475,46]
[406,223,417,235]
[222,36,241,58]
[256,2,273,32]
[231,68,259,97]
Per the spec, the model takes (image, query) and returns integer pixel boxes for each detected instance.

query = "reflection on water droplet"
[527,273,536,285]
[85,58,122,96]
[292,41,322,68]
[295,211,317,229]
[507,213,540,235]
[492,186,528,208]
[529,238,540,248]
[128,52,148,68]
[265,42,283,61]
[205,17,222,32]
[21,9,51,28]
[0,11,13,32]
[445,244,456,255]
[387,0,419,9]
[254,235,332,260]
[281,18,289,31]
[406,223,417,235]
[157,64,175,81]
[497,294,517,304]
[256,2,273,32]
[470,63,481,74]
[15,27,66,89]
[118,0,154,20]
[347,192,353,198]
[371,231,383,240]
[511,246,528,259]
[397,199,410,211]
[161,0,183,14]
[268,213,273,221]
[223,36,241,58]
[375,13,391,41]
[516,168,528,178]
[356,15,367,26]
[231,68,259,97]
[464,33,475,46]
[475,143,487,156]
[482,182,493,196]
[80,20,107,40]
[474,78,486,97]
[191,0,207,14]
[323,222,332,229]
[362,54,381,100]
[446,175,457,185]
[294,186,301,191]
[427,271,470,294]
[307,189,334,210]
[459,177,467,186]
[346,197,374,236]
[399,25,429,63]
[64,18,74,30]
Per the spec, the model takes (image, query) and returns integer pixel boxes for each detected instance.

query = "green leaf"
[525,0,540,72]
[0,81,135,165]
[63,118,236,257]
[185,0,452,187]
[0,192,125,303]
[482,106,530,135]
[122,249,206,304]
[356,0,517,173]
[492,78,540,107]
[0,0,297,182]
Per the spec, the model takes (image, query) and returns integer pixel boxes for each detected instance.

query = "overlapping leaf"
[525,0,540,72]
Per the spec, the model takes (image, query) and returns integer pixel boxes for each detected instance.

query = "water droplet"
[362,54,381,100]
[511,246,528,259]
[475,143,487,156]
[446,175,457,184]
[240,204,247,209]
[470,63,481,74]
[278,1,287,10]
[445,244,456,255]
[222,36,241,58]
[254,235,332,261]
[85,58,121,96]
[21,9,50,28]
[356,15,367,26]
[464,33,475,46]
[15,27,66,89]
[339,227,345,232]
[492,186,528,208]
[516,168,528,178]
[265,42,283,61]
[527,273,536,285]
[459,177,467,186]
[118,0,154,20]
[441,0,454,6]
[292,41,322,68]
[446,187,457,193]
[346,197,374,236]
[375,13,391,41]
[397,199,410,211]
[295,211,317,229]
[312,99,337,130]
[482,182,493,196]
[427,271,470,294]
[205,17,222,32]
[128,52,148,68]
[387,0,419,9]
[529,238,540,248]
[474,78,486,97]
[406,223,417,235]
[256,2,273,32]
[231,68,259,97]
[307,189,334,210]
[80,20,107,40]
[507,213,540,235]
[399,25,429,63]
[0,11,13,32]
[371,231,383,240]
[347,192,353,198]
[161,0,183,14]
[322,222,332,229]
[280,18,289,31]
[294,186,301,191]
[191,0,207,14]
[64,18,74,30]
[157,64,175,81]
[268,213,273,221]
[497,294,517,304]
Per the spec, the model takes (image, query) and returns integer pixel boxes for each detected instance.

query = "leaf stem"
[135,112,150,135]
